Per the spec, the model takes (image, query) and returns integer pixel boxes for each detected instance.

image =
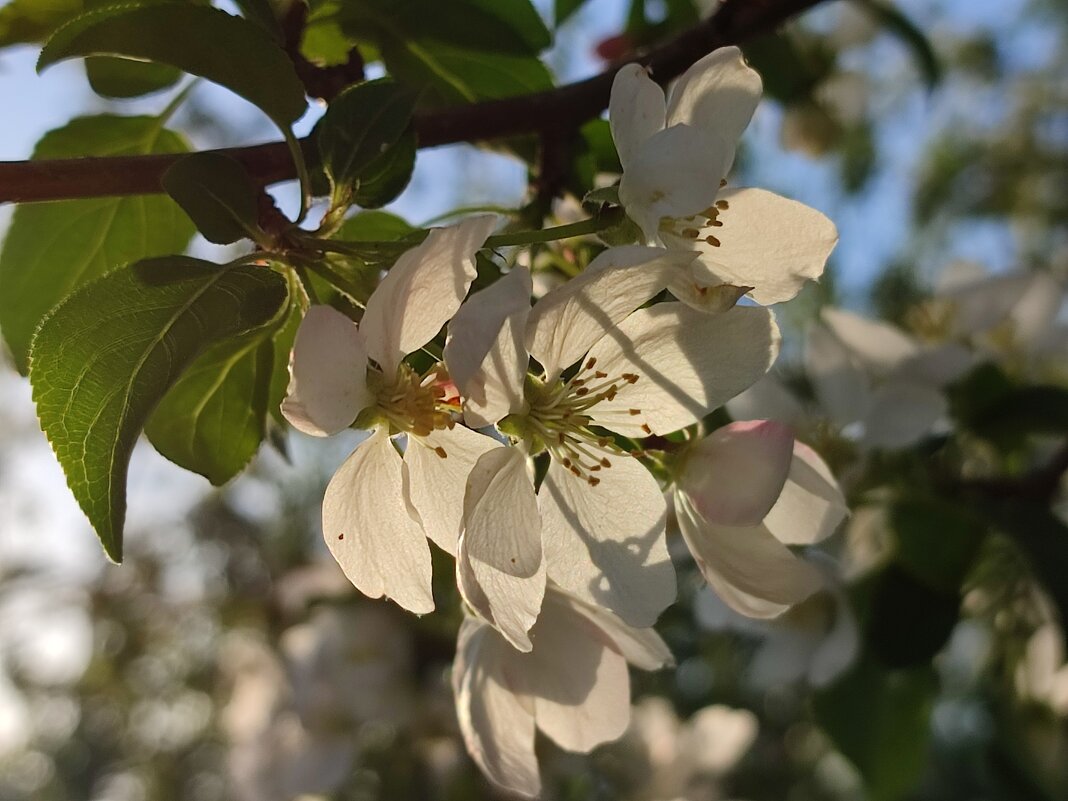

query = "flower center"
[522,357,648,486]
[369,363,457,439]
[660,195,730,248]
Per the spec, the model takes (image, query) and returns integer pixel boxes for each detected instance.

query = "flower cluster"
[281,48,844,796]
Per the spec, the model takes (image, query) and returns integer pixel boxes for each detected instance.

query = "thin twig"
[0,0,825,204]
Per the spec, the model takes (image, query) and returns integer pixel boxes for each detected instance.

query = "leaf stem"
[484,207,623,248]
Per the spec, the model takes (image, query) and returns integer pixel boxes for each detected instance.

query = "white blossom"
[281,216,500,615]
[452,585,673,798]
[444,247,780,645]
[609,47,838,311]
[674,420,848,618]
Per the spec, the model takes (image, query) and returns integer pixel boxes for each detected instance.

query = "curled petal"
[281,305,371,436]
[444,266,532,427]
[665,45,762,173]
[554,589,674,670]
[676,493,822,619]
[609,63,667,170]
[764,442,849,545]
[453,619,540,797]
[361,215,496,373]
[458,447,545,651]
[678,420,795,527]
[323,430,434,614]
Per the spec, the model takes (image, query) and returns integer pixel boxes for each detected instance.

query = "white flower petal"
[361,215,496,373]
[685,705,759,774]
[609,63,667,170]
[820,307,918,373]
[457,447,545,651]
[679,420,795,527]
[939,271,1039,338]
[585,303,780,437]
[689,188,838,305]
[665,46,762,173]
[861,381,946,449]
[527,246,696,380]
[725,373,807,427]
[444,267,532,427]
[896,342,975,389]
[539,452,675,627]
[664,258,753,314]
[281,305,372,436]
[676,494,822,619]
[323,430,434,614]
[556,590,674,670]
[453,618,540,797]
[522,591,632,752]
[404,425,499,556]
[808,590,859,688]
[619,123,731,243]
[805,323,870,427]
[764,442,849,545]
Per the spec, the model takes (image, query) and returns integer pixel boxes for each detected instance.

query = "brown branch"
[0,0,826,204]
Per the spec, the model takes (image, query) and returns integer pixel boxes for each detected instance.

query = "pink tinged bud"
[679,420,795,527]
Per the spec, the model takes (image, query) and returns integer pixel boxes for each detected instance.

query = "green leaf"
[889,496,985,592]
[233,0,280,39]
[354,130,416,208]
[554,0,587,26]
[81,0,187,98]
[0,115,196,374]
[30,258,288,561]
[162,153,264,245]
[380,40,553,106]
[866,565,960,668]
[317,79,415,199]
[145,281,297,487]
[815,657,936,801]
[334,210,417,240]
[85,56,181,98]
[38,3,307,127]
[339,0,550,57]
[0,0,81,48]
[853,0,942,89]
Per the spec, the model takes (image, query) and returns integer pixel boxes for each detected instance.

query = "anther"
[716,199,729,210]
[600,457,611,468]
[338,533,345,540]
[682,228,701,238]
[597,437,610,447]
[629,408,641,416]
[576,387,590,396]
[595,370,607,378]
[587,476,601,487]
[434,446,448,459]
[622,373,639,384]
[704,235,721,247]
[641,424,653,434]
[570,465,582,477]
[585,357,597,370]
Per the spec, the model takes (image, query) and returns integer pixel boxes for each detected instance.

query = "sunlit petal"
[281,305,371,436]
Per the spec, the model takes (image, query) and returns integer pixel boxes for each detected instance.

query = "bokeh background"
[1,0,1066,799]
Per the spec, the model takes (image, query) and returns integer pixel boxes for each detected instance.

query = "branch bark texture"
[0,0,827,204]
